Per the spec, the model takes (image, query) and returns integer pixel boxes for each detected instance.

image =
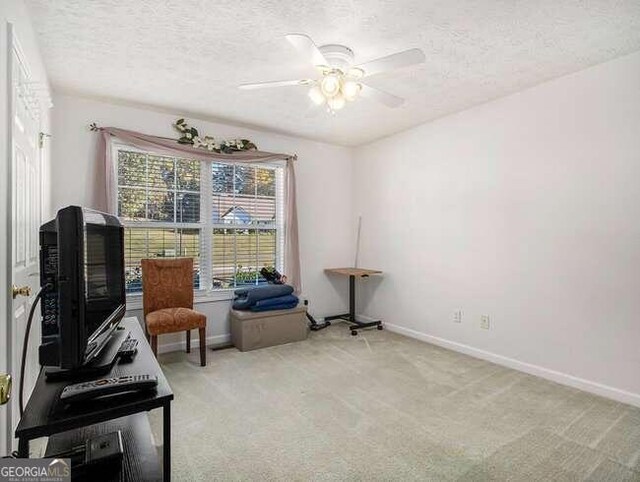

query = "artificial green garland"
[174,118,257,154]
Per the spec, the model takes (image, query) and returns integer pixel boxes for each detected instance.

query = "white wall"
[353,51,640,405]
[48,47,640,406]
[50,94,355,351]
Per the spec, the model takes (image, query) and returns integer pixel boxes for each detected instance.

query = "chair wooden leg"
[186,330,191,353]
[198,327,206,367]
[151,335,158,358]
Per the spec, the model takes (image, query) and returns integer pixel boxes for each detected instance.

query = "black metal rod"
[351,320,382,329]
[163,403,171,481]
[349,275,356,322]
[324,313,350,321]
[17,437,29,458]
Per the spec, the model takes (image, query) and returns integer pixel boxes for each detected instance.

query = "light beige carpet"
[149,325,640,481]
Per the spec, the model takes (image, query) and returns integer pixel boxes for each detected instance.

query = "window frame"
[112,142,285,305]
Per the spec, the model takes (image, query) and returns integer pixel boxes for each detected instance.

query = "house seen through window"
[115,147,285,294]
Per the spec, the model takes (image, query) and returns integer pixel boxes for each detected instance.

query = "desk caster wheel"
[351,330,358,336]
[377,325,383,330]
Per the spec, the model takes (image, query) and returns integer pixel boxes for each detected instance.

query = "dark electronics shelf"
[16,318,173,481]
[45,414,161,482]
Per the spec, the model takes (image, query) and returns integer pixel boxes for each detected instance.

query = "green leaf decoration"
[173,118,258,153]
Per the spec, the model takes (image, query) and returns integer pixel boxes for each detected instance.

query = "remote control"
[118,333,139,362]
[60,374,158,403]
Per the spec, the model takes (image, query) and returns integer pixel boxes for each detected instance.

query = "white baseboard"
[158,333,231,355]
[384,322,640,408]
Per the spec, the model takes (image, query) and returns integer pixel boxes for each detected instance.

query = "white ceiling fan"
[239,34,425,112]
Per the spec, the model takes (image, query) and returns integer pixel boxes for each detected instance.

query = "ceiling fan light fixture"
[239,35,421,113]
[308,85,325,105]
[320,74,340,97]
[342,80,362,101]
[327,93,346,111]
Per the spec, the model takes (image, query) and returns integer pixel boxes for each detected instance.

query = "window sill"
[126,290,235,311]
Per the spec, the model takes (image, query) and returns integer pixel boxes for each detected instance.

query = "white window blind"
[115,146,285,294]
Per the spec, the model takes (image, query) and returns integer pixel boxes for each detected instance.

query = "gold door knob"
[12,285,32,299]
[0,374,11,405]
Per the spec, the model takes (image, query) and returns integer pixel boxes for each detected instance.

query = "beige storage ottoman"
[230,304,309,352]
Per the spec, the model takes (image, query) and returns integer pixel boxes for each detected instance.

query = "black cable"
[19,287,45,417]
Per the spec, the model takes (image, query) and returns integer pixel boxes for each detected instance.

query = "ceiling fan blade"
[360,84,405,108]
[304,104,323,119]
[238,79,313,90]
[285,34,329,68]
[355,48,425,77]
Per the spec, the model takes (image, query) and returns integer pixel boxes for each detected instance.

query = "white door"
[2,26,45,454]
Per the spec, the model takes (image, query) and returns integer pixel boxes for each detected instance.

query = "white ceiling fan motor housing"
[319,44,355,72]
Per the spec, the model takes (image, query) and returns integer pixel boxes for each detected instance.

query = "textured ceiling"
[27,0,640,146]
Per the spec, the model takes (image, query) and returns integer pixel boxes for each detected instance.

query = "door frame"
[1,21,16,456]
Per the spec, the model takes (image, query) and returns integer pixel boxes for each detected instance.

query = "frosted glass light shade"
[308,85,325,105]
[327,94,346,110]
[320,74,340,97]
[342,81,362,101]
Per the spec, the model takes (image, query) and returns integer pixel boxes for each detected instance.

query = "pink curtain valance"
[93,127,301,293]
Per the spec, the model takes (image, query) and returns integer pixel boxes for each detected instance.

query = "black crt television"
[39,206,126,370]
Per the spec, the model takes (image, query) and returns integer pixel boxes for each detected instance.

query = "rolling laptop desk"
[324,268,383,335]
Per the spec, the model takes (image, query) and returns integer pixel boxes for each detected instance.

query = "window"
[115,146,285,294]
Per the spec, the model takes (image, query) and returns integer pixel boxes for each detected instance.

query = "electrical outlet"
[453,310,462,323]
[480,315,490,330]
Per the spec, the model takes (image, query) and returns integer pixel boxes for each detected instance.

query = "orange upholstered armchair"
[141,258,207,366]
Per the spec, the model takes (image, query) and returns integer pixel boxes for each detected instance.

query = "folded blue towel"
[251,294,299,310]
[233,284,294,310]
[250,300,299,312]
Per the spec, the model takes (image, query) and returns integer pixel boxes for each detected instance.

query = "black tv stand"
[44,327,129,382]
[16,318,173,481]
